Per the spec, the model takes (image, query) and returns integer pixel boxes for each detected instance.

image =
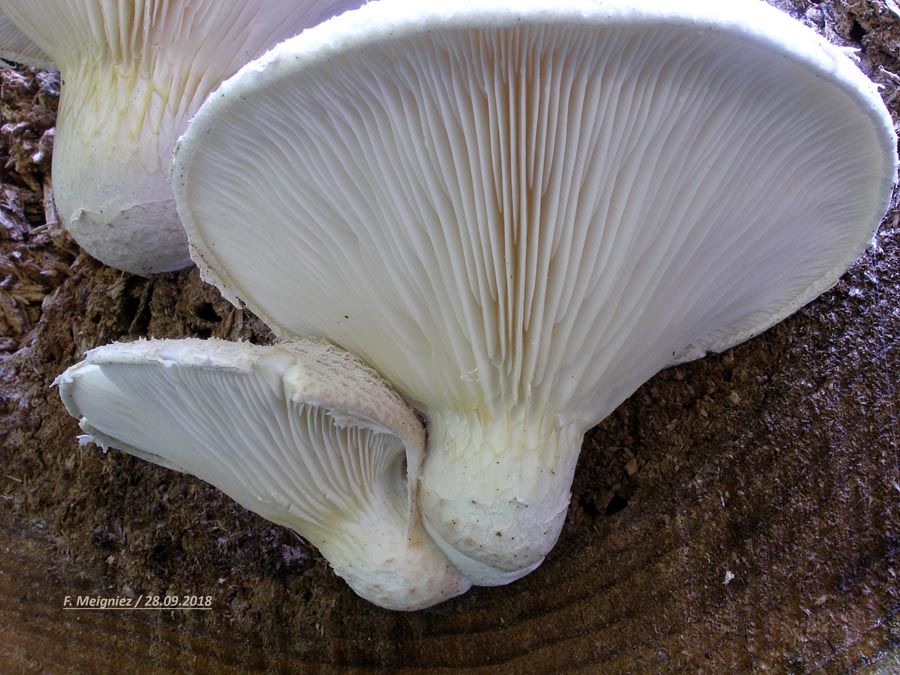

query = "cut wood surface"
[1,1,899,672]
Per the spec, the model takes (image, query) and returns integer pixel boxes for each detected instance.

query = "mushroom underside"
[172,0,896,580]
[55,338,469,610]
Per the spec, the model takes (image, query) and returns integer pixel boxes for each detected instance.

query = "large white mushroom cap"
[0,9,51,68]
[172,0,896,585]
[0,0,361,275]
[55,338,470,610]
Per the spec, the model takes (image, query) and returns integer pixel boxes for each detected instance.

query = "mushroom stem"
[52,59,188,274]
[0,0,364,275]
[420,408,585,585]
[322,507,470,611]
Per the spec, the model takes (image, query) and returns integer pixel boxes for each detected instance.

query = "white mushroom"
[0,0,360,275]
[55,338,470,610]
[173,0,897,587]
[0,10,50,68]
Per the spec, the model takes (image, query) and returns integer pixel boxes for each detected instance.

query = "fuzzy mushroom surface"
[0,0,361,275]
[172,0,897,587]
[55,338,470,610]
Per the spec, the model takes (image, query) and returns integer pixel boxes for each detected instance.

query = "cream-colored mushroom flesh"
[0,0,360,275]
[0,9,51,68]
[55,338,470,610]
[173,0,898,584]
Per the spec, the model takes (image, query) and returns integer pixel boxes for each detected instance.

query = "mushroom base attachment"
[323,511,473,611]
[420,410,583,586]
[62,199,190,276]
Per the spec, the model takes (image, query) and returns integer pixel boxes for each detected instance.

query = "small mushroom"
[0,0,360,275]
[173,0,897,585]
[55,338,470,610]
